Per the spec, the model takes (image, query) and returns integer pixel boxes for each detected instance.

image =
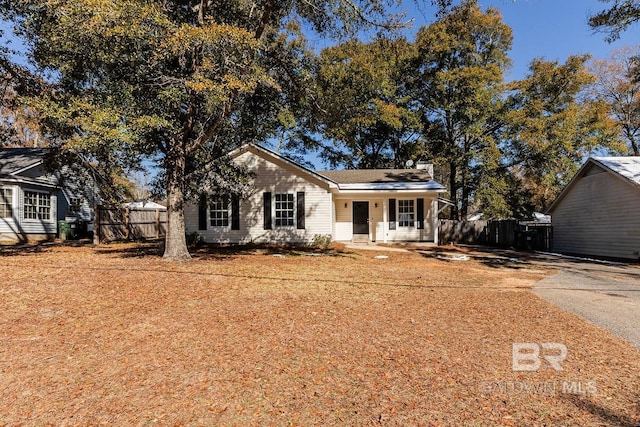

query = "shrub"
[310,234,332,251]
[185,231,202,247]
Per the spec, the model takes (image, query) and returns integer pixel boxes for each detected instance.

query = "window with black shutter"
[388,198,396,230]
[263,192,272,229]
[296,192,305,229]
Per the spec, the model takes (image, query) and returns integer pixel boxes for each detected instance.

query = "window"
[69,197,82,215]
[398,199,415,227]
[24,191,51,220]
[0,188,12,218]
[275,193,294,227]
[209,199,229,227]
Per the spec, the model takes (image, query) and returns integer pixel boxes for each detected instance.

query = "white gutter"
[336,181,447,191]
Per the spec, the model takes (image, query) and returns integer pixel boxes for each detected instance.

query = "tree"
[590,46,640,155]
[315,37,421,169]
[589,0,640,42]
[411,0,512,219]
[2,0,406,260]
[504,55,621,212]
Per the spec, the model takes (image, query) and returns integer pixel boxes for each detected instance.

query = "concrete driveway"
[353,243,640,349]
[530,255,640,348]
[416,245,640,349]
[522,253,640,349]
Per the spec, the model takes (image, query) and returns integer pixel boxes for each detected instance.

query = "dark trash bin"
[58,220,75,240]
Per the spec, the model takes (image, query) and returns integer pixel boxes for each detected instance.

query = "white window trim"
[0,187,14,219]
[208,198,231,229]
[23,189,54,222]
[398,199,415,228]
[273,193,296,228]
[68,197,82,215]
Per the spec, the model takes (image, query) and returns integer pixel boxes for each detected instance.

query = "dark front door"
[352,201,369,235]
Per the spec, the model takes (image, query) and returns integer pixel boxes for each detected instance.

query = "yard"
[0,243,638,426]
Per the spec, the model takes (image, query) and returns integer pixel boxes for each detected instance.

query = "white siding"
[552,170,640,260]
[185,150,333,244]
[0,183,57,241]
[333,193,438,242]
[334,200,353,241]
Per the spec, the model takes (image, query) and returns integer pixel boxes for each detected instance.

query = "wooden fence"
[439,219,552,251]
[94,207,167,243]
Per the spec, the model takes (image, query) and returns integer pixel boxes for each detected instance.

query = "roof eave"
[0,176,59,189]
[335,182,447,192]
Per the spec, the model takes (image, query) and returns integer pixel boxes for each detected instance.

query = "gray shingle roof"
[317,169,446,191]
[317,169,433,184]
[0,148,48,177]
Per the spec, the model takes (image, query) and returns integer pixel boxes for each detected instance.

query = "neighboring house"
[547,156,640,260]
[185,144,447,244]
[0,148,95,241]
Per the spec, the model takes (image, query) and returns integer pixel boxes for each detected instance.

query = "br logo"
[512,343,568,371]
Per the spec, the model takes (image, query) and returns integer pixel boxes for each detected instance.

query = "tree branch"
[255,0,275,39]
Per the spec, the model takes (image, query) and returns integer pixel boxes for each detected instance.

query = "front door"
[352,201,369,236]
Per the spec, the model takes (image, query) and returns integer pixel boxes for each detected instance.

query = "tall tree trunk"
[448,161,458,219]
[460,179,469,220]
[163,140,191,260]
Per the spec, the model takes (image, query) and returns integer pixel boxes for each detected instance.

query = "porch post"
[432,198,439,245]
[382,199,388,244]
[330,195,335,240]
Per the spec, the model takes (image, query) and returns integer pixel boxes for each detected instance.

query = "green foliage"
[310,234,333,251]
[589,0,640,42]
[504,55,621,212]
[411,0,512,219]
[316,36,421,168]
[185,231,202,247]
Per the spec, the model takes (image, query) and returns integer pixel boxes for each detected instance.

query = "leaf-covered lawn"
[0,243,638,426]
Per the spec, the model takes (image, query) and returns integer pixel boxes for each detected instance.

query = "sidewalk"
[344,242,436,252]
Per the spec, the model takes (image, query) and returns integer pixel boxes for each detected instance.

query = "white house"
[0,148,95,241]
[185,144,447,244]
[547,156,640,260]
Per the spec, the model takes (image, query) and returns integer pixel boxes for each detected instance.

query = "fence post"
[94,206,101,244]
[125,207,130,241]
[155,209,160,239]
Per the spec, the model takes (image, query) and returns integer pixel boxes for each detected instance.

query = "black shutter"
[231,196,240,230]
[296,192,305,229]
[417,198,424,229]
[263,192,272,230]
[198,195,207,230]
[389,198,396,230]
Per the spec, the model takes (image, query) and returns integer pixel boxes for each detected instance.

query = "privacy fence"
[438,219,552,251]
[94,207,167,243]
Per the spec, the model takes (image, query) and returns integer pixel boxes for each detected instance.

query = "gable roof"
[547,156,640,213]
[0,148,48,177]
[229,143,446,192]
[594,157,640,186]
